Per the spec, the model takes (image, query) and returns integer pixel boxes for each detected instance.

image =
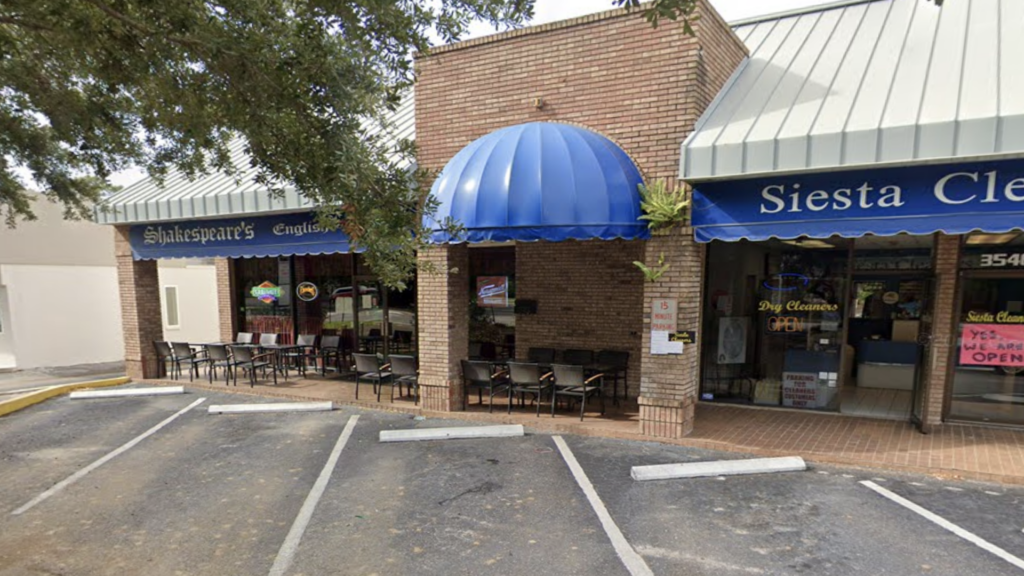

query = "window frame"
[163,285,181,329]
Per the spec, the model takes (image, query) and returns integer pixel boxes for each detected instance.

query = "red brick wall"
[515,240,644,398]
[921,233,960,430]
[114,226,164,379]
[215,258,236,344]
[416,245,470,411]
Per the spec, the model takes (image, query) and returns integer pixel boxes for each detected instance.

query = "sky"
[107,0,837,189]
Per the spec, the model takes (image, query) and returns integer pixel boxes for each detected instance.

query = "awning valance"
[129,212,353,260]
[691,157,1024,243]
[425,122,648,243]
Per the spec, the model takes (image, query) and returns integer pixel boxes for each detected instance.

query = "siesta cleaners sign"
[690,158,1024,242]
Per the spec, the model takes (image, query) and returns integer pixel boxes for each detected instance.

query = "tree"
[0,0,533,288]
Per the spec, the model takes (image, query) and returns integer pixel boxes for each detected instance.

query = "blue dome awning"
[425,122,649,243]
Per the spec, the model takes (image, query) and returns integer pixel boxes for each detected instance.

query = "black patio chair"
[154,341,173,378]
[389,354,419,404]
[259,333,279,347]
[170,342,207,381]
[596,350,630,404]
[461,360,509,413]
[550,364,605,421]
[506,362,553,416]
[353,353,391,401]
[227,345,277,387]
[527,347,556,365]
[205,344,233,385]
[279,334,317,377]
[236,332,254,344]
[312,335,344,376]
[561,349,594,366]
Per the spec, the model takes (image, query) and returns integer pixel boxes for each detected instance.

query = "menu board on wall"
[476,276,509,308]
[960,324,1024,367]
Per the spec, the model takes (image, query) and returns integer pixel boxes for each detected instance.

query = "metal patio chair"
[353,353,391,401]
[154,341,173,379]
[561,349,594,366]
[389,354,419,404]
[527,347,556,365]
[595,350,630,404]
[461,360,509,413]
[227,345,278,387]
[258,333,279,347]
[279,334,318,377]
[312,335,343,376]
[235,332,254,345]
[550,364,605,421]
[205,344,233,385]
[170,342,207,382]
[506,362,553,416]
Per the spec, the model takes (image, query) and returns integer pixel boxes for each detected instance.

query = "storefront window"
[469,247,515,360]
[951,233,1024,424]
[235,257,294,343]
[703,238,849,410]
[294,254,355,347]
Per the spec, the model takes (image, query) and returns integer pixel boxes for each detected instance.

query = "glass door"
[356,279,384,355]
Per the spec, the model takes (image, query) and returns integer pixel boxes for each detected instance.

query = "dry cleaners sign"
[691,158,1024,242]
[129,213,353,260]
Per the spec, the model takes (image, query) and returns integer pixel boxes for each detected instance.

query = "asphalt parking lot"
[2,386,1024,575]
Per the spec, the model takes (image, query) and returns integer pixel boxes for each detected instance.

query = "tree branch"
[0,16,56,33]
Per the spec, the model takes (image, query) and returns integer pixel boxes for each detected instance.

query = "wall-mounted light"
[532,97,544,110]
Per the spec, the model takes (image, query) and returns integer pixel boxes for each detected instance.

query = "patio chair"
[312,335,344,376]
[506,362,553,416]
[561,349,594,366]
[527,347,556,365]
[389,355,419,404]
[154,341,173,378]
[596,350,630,404]
[550,364,605,421]
[353,353,391,401]
[227,345,278,387]
[461,360,509,413]
[259,333,279,347]
[279,334,317,377]
[170,342,208,382]
[236,332,254,344]
[205,344,232,385]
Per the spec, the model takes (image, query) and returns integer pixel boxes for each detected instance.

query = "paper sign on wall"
[960,324,1024,367]
[651,330,683,355]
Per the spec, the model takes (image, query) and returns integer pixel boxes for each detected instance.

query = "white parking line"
[861,480,1024,571]
[269,415,359,576]
[11,397,207,516]
[553,436,654,576]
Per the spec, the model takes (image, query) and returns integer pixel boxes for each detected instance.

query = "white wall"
[0,286,15,369]
[1,264,124,369]
[158,262,221,345]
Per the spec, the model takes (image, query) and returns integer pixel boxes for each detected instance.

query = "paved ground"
[0,361,125,395]
[2,385,1024,575]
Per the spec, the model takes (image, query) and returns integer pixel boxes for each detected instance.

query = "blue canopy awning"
[129,212,354,260]
[691,157,1024,243]
[425,122,649,243]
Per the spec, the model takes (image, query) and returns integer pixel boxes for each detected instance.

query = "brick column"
[215,258,236,343]
[919,233,961,432]
[417,244,470,411]
[638,226,705,438]
[114,226,164,380]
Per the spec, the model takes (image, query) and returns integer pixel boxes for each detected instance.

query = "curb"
[0,376,132,417]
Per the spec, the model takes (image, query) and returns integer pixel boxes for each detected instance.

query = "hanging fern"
[637,179,689,233]
[633,252,670,283]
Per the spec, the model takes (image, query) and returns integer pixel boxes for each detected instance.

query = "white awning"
[681,0,1024,181]
[96,90,415,225]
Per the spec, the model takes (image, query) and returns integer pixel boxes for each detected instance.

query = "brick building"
[102,0,1024,438]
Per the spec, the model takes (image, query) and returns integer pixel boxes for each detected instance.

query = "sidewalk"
[0,361,126,395]
[147,374,1024,486]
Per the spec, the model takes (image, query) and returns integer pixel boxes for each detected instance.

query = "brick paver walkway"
[146,375,1024,485]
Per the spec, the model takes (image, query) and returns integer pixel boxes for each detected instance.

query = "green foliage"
[633,252,670,283]
[613,0,699,32]
[637,179,689,233]
[0,0,530,288]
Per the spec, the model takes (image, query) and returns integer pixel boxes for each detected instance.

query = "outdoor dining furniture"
[227,344,278,387]
[205,344,233,385]
[278,334,318,377]
[561,349,594,366]
[389,354,419,404]
[506,362,553,416]
[311,335,344,376]
[170,341,208,381]
[550,364,605,421]
[595,350,630,404]
[236,332,254,344]
[353,353,391,401]
[461,359,509,413]
[258,333,279,346]
[154,341,174,379]
[527,347,556,365]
